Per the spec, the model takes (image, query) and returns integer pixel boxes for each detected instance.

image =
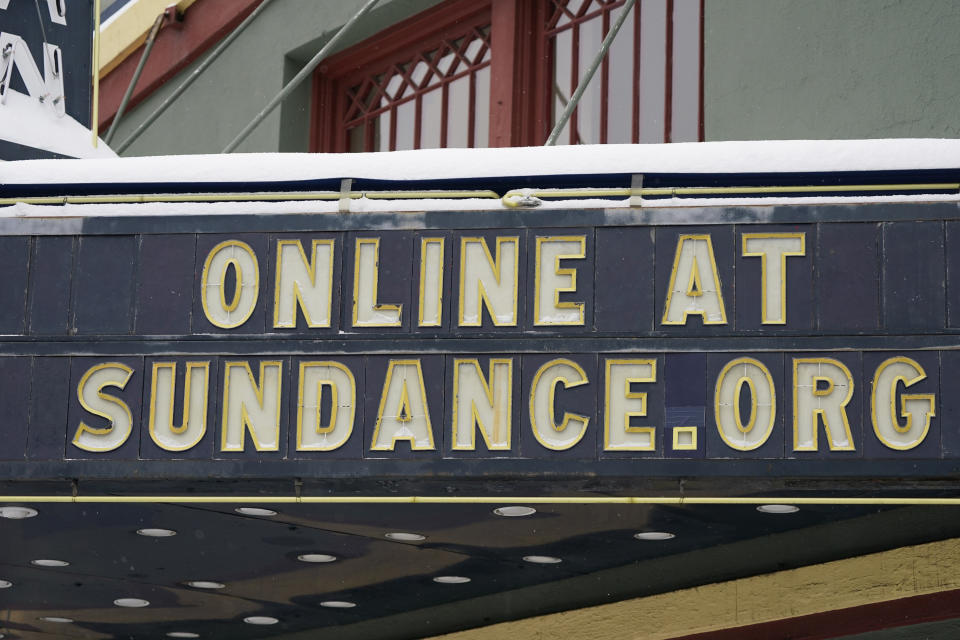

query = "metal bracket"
[630,174,644,208]
[339,178,353,213]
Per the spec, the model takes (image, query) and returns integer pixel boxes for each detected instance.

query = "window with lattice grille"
[342,24,491,152]
[311,0,701,152]
[546,0,701,144]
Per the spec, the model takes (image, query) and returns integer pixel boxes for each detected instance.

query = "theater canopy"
[2,140,960,639]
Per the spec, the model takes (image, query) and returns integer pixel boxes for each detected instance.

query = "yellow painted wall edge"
[99,0,197,76]
[427,536,960,640]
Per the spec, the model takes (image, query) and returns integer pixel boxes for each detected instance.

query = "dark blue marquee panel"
[0,203,959,478]
[0,220,956,337]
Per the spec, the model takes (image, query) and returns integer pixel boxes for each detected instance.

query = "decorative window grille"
[546,0,702,144]
[342,25,491,152]
[312,0,701,152]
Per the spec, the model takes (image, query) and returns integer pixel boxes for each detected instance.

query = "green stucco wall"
[113,0,960,155]
[704,0,960,141]
[112,0,443,156]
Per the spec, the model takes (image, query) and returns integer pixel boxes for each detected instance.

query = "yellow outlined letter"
[529,358,590,450]
[871,357,935,450]
[662,234,727,325]
[793,358,855,451]
[452,358,513,450]
[73,362,135,452]
[742,232,805,324]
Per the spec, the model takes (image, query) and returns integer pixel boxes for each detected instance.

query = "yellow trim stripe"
[0,190,501,206]
[0,496,959,504]
[426,536,960,640]
[1,184,956,208]
[502,183,960,206]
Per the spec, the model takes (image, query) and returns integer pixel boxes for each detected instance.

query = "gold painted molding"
[426,536,960,640]
[99,0,197,77]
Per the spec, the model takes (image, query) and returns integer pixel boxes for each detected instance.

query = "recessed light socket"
[31,559,69,567]
[235,507,277,517]
[757,504,799,514]
[633,531,676,541]
[114,598,150,608]
[297,553,337,563]
[493,506,537,517]
[522,555,562,564]
[384,532,425,542]
[185,580,225,589]
[0,506,37,519]
[136,528,177,537]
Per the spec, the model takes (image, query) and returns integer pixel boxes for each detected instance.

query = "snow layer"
[0,91,117,160]
[3,139,960,186]
[2,193,957,219]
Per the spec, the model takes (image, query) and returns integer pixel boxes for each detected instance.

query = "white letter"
[742,233,805,324]
[529,358,590,450]
[459,237,518,326]
[662,234,727,325]
[793,358,855,451]
[149,362,209,452]
[714,357,775,451]
[371,360,434,450]
[871,357,935,450]
[353,238,401,327]
[201,240,259,329]
[604,359,656,450]
[221,361,282,451]
[452,358,513,450]
[274,239,334,328]
[297,361,355,451]
[418,238,444,327]
[535,236,585,325]
[0,1,68,24]
[72,363,134,452]
[0,33,65,115]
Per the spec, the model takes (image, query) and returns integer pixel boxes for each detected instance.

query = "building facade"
[99,0,960,156]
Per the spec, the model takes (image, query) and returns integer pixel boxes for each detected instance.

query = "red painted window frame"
[310,0,704,152]
[310,0,492,152]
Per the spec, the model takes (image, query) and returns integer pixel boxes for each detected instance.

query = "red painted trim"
[698,0,704,141]
[666,588,960,640]
[533,1,553,145]
[99,0,263,129]
[632,3,641,143]
[664,0,674,143]
[310,0,491,152]
[317,0,490,80]
[489,0,538,147]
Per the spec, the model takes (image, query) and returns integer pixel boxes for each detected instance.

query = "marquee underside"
[2,498,959,640]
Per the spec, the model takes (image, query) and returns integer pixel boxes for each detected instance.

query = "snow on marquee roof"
[2,139,959,216]
[5,138,960,185]
[0,91,117,160]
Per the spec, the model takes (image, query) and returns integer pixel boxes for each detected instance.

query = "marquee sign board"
[0,0,96,159]
[2,202,960,481]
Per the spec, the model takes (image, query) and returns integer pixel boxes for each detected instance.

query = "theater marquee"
[1,203,958,471]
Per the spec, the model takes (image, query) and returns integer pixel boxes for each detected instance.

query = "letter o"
[714,357,776,451]
[201,240,259,328]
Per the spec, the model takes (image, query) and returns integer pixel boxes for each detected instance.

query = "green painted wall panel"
[113,0,443,156]
[705,0,960,140]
